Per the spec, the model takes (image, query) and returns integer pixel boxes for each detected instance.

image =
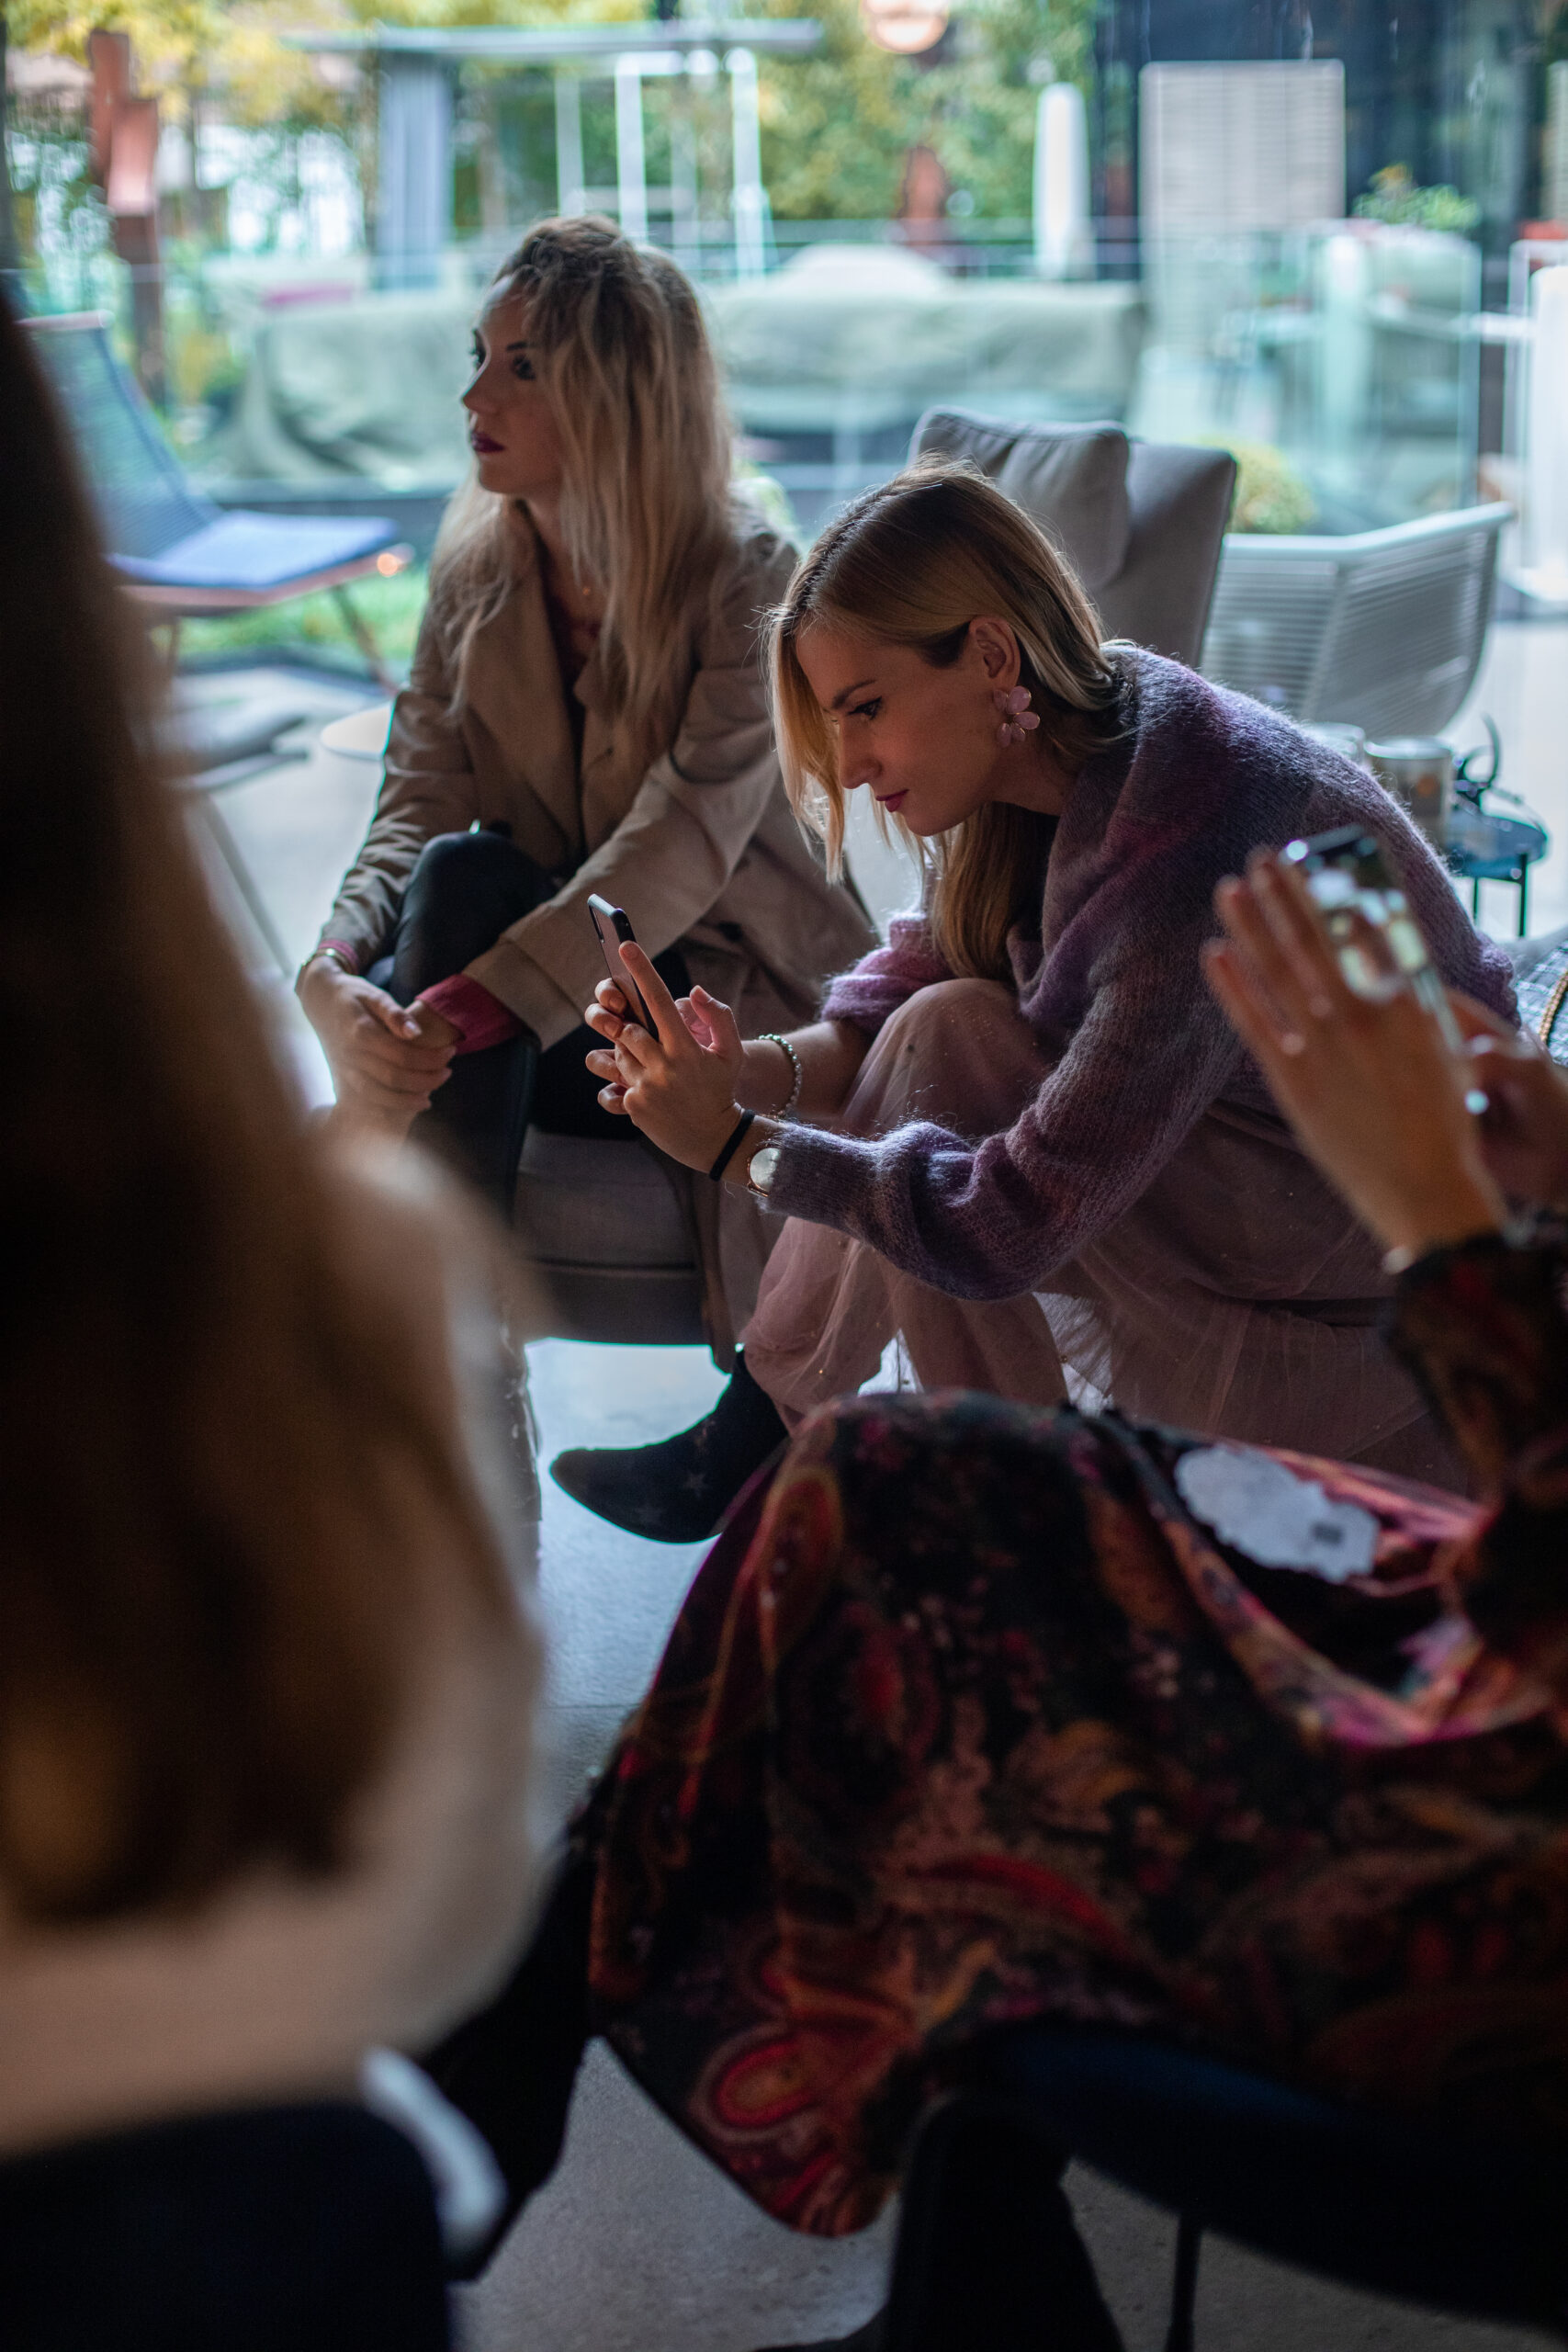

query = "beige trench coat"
[319,505,875,1358]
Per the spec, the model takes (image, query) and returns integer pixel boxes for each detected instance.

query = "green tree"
[13,0,1099,226]
[757,0,1095,223]
[8,0,350,134]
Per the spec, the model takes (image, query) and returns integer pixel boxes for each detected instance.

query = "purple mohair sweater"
[769,650,1517,1302]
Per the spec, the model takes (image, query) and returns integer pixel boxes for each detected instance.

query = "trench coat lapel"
[465,561,582,857]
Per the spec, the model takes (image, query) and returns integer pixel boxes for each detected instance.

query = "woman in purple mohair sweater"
[552,466,1514,1539]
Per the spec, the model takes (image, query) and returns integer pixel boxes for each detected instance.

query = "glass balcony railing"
[16,199,1486,551]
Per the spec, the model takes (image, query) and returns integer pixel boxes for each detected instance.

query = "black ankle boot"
[549,1351,788,1542]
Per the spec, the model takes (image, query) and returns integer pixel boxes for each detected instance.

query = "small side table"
[320,700,394,763]
[1443,805,1549,937]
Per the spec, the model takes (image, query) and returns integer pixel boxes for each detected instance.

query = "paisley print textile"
[585,1234,1568,2236]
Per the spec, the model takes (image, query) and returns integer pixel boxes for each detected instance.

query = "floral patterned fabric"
[586,1232,1568,2239]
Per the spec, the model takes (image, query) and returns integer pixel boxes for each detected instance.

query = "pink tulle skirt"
[744,979,1462,1488]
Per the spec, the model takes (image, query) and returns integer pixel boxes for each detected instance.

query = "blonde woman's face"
[462,296,565,502]
[796,618,1069,835]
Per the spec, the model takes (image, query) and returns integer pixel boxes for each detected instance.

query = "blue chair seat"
[21,316,406,666]
[114,510,397,594]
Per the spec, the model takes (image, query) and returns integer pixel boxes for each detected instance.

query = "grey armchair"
[909,409,1238,666]
[513,1130,706,1347]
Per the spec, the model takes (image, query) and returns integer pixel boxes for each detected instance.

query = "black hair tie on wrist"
[708,1108,756,1182]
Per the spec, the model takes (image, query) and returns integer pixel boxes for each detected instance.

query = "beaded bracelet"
[759,1032,804,1118]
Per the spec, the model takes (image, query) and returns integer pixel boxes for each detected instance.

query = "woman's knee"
[407,828,516,910]
[392,830,545,994]
[863,978,1045,1123]
[877,977,1020,1050]
[400,830,546,967]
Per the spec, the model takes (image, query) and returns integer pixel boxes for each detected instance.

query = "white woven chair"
[1200,504,1513,739]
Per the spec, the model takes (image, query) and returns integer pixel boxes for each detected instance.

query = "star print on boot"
[549,1351,788,1543]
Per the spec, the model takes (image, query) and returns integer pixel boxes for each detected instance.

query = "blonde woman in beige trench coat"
[298,219,873,1352]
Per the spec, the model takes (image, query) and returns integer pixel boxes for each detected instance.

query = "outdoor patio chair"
[1200,504,1514,740]
[909,409,1238,667]
[876,2025,1568,2352]
[22,312,410,687]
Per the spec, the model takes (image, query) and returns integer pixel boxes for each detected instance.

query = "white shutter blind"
[1141,62,1346,235]
[1548,62,1568,228]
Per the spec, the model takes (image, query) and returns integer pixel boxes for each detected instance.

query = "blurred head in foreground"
[0,300,514,1928]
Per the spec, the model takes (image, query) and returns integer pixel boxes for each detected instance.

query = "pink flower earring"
[993,684,1041,748]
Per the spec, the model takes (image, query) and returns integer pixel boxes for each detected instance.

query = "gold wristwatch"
[746,1140,782,1199]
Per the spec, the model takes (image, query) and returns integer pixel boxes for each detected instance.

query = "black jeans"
[373,830,687,1220]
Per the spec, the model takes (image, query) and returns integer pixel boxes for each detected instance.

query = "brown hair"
[770,462,1123,983]
[0,307,513,1925]
[435,215,738,785]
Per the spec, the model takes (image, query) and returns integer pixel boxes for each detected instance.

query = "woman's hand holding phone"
[583,945,751,1169]
[586,977,631,1112]
[1204,850,1506,1264]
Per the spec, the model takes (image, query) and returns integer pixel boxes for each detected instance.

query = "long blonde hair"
[770,463,1123,982]
[434,216,737,783]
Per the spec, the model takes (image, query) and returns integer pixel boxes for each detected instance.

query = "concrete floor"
[184,638,1566,2352]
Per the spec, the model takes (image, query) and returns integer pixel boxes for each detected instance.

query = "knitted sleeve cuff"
[416,972,525,1056]
[767,1122,886,1231]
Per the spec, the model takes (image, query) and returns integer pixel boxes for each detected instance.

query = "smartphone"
[1282,827,1485,1110]
[587,893,654,1031]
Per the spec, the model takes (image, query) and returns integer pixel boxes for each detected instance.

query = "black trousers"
[372,830,687,1220]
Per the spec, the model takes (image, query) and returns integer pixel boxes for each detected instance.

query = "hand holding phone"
[587,893,654,1032]
[1204,848,1507,1263]
[1282,827,1486,1112]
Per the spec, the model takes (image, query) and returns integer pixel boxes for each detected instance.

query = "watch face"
[748,1143,782,1193]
